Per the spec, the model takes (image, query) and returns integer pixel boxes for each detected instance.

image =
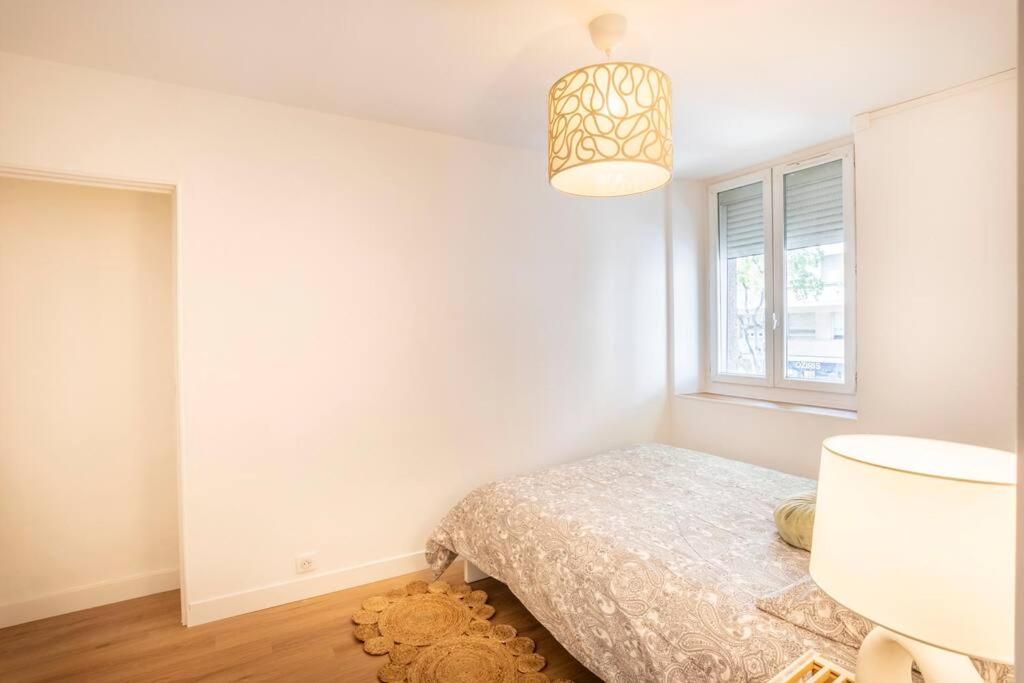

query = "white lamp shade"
[810,435,1016,664]
[548,62,672,197]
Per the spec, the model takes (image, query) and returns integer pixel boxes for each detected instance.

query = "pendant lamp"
[548,14,673,197]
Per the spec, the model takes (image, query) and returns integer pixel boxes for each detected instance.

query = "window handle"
[771,312,779,330]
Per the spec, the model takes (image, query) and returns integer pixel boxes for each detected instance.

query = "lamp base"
[857,626,981,683]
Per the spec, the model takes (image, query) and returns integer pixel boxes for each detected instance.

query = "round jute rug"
[352,579,574,683]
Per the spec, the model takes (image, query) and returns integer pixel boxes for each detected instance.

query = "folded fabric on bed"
[425,443,864,682]
[757,578,1014,683]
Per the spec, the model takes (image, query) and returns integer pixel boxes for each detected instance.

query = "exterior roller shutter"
[784,159,843,249]
[719,181,764,259]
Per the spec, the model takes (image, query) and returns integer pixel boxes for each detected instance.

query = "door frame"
[0,162,189,625]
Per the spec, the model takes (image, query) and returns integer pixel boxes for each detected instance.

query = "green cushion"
[774,491,816,551]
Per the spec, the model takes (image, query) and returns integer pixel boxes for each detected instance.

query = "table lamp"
[810,434,1015,683]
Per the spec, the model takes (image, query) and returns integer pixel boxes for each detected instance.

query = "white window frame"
[706,145,856,409]
[707,168,774,388]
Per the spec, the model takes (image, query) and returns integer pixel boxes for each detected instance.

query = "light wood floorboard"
[0,561,601,682]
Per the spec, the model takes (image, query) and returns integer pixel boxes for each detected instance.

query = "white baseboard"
[186,550,428,627]
[0,568,180,629]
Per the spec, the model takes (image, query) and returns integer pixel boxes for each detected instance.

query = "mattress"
[425,443,859,682]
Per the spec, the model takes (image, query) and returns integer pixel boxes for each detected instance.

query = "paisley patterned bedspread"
[425,443,860,682]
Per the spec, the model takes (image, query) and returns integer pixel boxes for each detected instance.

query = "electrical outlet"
[295,553,317,574]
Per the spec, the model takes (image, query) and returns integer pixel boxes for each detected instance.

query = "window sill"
[675,392,858,420]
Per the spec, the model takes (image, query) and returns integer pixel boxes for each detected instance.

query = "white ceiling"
[0,0,1014,178]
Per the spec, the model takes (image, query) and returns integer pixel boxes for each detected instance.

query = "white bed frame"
[463,558,490,583]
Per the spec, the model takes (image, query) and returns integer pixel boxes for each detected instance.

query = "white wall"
[0,52,670,624]
[0,178,178,627]
[670,73,1017,479]
[1016,17,1023,668]
[1017,80,1023,683]
[670,179,706,396]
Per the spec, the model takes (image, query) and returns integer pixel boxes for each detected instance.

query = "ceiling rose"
[547,14,673,198]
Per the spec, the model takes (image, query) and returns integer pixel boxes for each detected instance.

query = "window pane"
[783,160,845,382]
[718,182,766,377]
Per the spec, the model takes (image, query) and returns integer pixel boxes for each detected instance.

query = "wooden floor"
[0,561,601,682]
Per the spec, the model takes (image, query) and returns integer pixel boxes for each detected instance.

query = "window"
[787,313,816,338]
[708,146,855,404]
[716,181,768,377]
[831,312,844,340]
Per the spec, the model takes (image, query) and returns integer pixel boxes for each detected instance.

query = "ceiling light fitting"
[547,14,673,197]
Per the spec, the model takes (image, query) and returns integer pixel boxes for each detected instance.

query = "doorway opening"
[0,171,182,627]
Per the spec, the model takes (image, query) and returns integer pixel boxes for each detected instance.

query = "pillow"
[774,491,816,551]
[757,578,1015,683]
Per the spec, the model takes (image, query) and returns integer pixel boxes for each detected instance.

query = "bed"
[425,443,858,682]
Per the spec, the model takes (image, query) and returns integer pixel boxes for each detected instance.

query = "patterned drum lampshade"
[547,62,673,197]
